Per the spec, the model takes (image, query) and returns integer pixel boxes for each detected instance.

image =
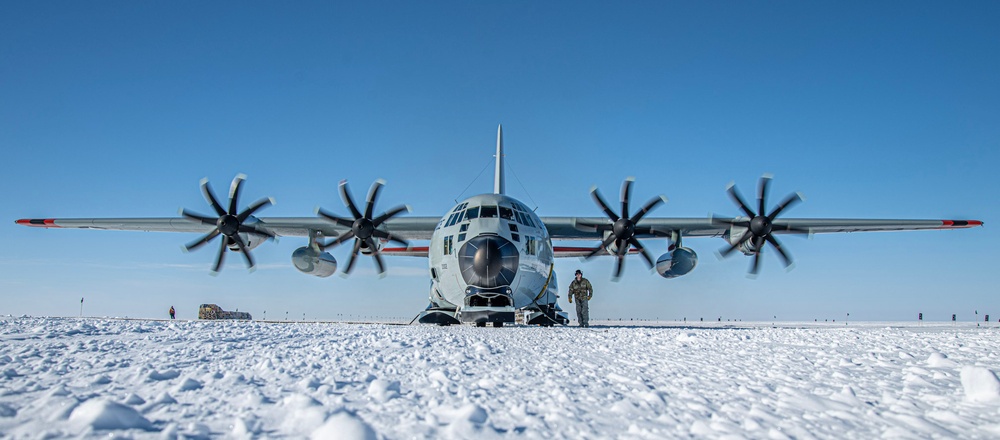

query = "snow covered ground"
[2,318,1000,439]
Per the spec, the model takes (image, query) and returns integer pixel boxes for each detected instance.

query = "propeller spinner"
[583,177,668,280]
[316,179,410,276]
[712,175,809,275]
[180,174,275,273]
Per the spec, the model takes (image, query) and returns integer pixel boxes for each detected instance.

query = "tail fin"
[494,124,505,195]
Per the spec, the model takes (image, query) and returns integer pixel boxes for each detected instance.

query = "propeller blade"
[585,234,619,259]
[339,181,363,220]
[181,210,217,225]
[371,205,409,226]
[228,174,246,216]
[784,226,813,235]
[620,177,634,220]
[590,187,620,222]
[767,192,803,221]
[629,237,655,269]
[318,208,355,228]
[237,197,273,222]
[757,175,772,218]
[613,253,626,279]
[365,179,385,220]
[185,229,221,252]
[368,238,386,275]
[320,230,356,250]
[342,239,362,275]
[629,195,667,224]
[719,229,753,258]
[238,224,275,239]
[211,239,227,273]
[727,183,756,218]
[765,235,793,268]
[372,229,409,248]
[749,251,761,275]
[232,234,255,270]
[200,179,227,217]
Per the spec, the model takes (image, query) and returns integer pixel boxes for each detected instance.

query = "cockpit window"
[465,206,479,220]
[480,205,498,218]
[514,211,526,226]
[499,206,514,221]
[524,213,536,228]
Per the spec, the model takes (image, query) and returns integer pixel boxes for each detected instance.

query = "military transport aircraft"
[16,126,982,327]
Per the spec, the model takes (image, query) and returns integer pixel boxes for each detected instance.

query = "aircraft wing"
[17,216,981,240]
[15,217,443,240]
[540,217,983,240]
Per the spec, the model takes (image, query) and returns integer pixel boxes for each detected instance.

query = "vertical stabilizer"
[494,124,505,194]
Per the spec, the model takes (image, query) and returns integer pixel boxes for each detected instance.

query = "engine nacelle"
[359,237,384,255]
[291,247,338,278]
[727,225,760,255]
[655,247,698,279]
[226,232,267,252]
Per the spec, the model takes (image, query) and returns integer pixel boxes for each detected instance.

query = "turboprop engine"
[655,247,698,279]
[226,227,268,252]
[291,246,338,278]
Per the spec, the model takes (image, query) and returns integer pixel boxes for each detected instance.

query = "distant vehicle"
[198,304,252,320]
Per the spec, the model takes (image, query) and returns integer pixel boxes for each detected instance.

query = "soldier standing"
[568,269,593,327]
[169,306,175,320]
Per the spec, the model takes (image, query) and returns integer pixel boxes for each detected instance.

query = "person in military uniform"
[568,269,593,327]
[169,306,175,320]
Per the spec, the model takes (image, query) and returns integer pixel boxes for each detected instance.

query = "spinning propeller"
[583,177,668,279]
[712,175,808,275]
[316,179,410,276]
[180,174,275,273]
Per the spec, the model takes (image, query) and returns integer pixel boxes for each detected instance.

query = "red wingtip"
[941,220,983,229]
[15,219,58,228]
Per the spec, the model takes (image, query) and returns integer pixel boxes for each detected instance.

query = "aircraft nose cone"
[459,235,519,288]
[472,237,504,278]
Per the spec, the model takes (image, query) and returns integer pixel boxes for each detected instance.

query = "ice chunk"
[927,353,958,368]
[175,377,203,392]
[960,366,1000,403]
[124,393,146,406]
[147,369,181,381]
[68,399,153,431]
[311,411,377,440]
[367,379,400,402]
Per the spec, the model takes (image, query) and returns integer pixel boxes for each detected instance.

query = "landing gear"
[493,322,503,328]
[476,322,486,327]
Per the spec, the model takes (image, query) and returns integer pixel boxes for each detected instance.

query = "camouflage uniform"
[568,277,593,327]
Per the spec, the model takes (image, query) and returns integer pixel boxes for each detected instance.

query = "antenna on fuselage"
[494,124,505,195]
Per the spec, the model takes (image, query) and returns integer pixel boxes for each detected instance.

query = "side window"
[465,207,479,220]
[459,224,469,232]
[481,205,498,218]
[458,233,466,242]
[443,236,455,255]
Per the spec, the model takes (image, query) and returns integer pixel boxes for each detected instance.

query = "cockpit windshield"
[464,206,479,220]
[480,205,498,218]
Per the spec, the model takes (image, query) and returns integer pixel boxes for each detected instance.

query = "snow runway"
[2,318,999,438]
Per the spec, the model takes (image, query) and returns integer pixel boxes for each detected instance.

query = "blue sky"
[2,1,997,322]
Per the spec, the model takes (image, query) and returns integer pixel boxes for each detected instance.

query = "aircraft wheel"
[493,322,503,328]
[476,322,486,327]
